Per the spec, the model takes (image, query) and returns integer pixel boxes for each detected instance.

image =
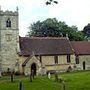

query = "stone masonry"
[0,9,19,72]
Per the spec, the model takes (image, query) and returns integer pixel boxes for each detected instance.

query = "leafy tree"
[28,18,85,41]
[46,0,58,5]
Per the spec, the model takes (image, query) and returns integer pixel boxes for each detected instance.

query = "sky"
[0,0,90,36]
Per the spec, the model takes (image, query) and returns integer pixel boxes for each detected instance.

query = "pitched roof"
[19,37,73,56]
[71,41,90,55]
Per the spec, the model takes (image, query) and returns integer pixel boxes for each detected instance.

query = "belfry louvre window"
[54,55,58,64]
[67,55,71,63]
[6,18,11,27]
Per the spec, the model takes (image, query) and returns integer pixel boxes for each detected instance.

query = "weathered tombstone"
[11,72,14,82]
[48,72,51,79]
[55,73,58,82]
[0,67,2,78]
[0,71,2,78]
[60,77,64,83]
[30,74,32,82]
[19,81,22,90]
[31,70,34,79]
[62,81,65,90]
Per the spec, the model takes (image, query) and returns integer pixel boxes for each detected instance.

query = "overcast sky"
[0,0,90,36]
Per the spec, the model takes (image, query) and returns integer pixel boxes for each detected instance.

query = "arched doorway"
[83,61,86,70]
[31,63,36,75]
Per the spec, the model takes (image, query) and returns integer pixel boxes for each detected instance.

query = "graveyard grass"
[0,71,90,90]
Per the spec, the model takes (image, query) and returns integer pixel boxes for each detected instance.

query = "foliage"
[83,23,90,38]
[28,18,86,41]
[46,0,58,5]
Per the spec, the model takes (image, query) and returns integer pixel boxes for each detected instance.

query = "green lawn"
[0,71,90,90]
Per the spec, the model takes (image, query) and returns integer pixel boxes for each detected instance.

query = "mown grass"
[58,71,90,90]
[0,75,60,90]
[0,71,90,90]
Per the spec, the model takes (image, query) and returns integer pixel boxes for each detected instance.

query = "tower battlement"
[0,10,18,16]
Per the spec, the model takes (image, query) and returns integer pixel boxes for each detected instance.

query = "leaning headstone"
[48,72,51,79]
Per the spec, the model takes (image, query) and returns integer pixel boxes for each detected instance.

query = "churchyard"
[0,71,90,90]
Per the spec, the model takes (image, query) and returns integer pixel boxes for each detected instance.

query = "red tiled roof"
[71,41,90,55]
[19,37,73,56]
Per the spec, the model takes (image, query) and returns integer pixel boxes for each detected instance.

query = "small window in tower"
[6,18,11,27]
[6,34,12,41]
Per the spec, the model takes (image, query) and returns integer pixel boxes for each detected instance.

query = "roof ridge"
[20,37,68,39]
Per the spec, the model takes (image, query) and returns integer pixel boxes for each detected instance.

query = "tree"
[46,0,58,5]
[83,23,90,37]
[28,18,85,41]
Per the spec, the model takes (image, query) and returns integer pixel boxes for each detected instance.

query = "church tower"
[0,8,19,72]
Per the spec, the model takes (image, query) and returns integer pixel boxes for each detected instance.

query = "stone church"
[0,9,90,76]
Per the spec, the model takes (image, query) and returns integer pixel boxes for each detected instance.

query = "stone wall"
[0,10,19,72]
[1,30,19,72]
[76,55,90,70]
[42,56,54,67]
[41,55,75,73]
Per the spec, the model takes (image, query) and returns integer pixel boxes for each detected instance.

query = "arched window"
[6,18,11,27]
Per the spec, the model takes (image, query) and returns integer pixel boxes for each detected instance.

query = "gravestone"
[62,81,65,90]
[19,81,22,90]
[55,73,58,81]
[0,71,2,77]
[48,72,51,79]
[30,74,32,82]
[31,70,34,79]
[11,72,14,82]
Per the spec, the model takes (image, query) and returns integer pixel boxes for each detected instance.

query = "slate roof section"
[19,37,73,56]
[71,41,90,55]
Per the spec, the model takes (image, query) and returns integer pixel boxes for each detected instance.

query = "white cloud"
[0,0,90,36]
